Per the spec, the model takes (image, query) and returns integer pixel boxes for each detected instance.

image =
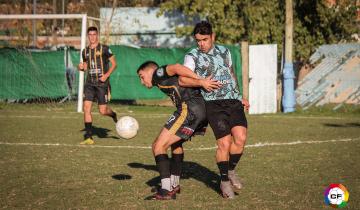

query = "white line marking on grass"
[1,113,357,120]
[0,115,78,119]
[0,113,169,119]
[0,138,358,150]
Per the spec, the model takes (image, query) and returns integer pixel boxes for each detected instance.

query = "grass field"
[0,102,359,209]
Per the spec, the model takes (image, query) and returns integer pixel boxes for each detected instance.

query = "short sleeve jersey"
[82,44,113,84]
[152,65,202,109]
[184,45,241,101]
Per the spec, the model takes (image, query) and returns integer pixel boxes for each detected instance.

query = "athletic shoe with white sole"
[228,170,243,190]
[220,181,235,199]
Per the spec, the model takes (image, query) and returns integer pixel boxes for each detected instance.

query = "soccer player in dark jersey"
[137,61,221,200]
[183,21,250,199]
[77,26,118,145]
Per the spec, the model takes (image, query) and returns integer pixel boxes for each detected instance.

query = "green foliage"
[159,0,358,61]
[293,0,358,60]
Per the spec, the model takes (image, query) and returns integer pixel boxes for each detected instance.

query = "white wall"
[100,7,195,47]
[249,44,278,114]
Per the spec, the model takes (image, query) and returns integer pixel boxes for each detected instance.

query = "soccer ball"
[116,116,139,139]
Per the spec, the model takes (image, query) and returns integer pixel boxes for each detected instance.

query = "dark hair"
[87,26,98,33]
[137,61,159,73]
[192,21,213,36]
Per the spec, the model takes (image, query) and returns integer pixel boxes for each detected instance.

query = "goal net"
[0,14,98,112]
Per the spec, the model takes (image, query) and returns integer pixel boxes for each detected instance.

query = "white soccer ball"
[116,116,139,139]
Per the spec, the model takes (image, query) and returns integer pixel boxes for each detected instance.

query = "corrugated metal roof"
[296,43,360,109]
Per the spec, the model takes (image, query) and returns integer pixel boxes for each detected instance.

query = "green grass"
[0,102,359,209]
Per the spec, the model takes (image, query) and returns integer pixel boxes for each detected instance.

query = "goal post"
[0,14,101,112]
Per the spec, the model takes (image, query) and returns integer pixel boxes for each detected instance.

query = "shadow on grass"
[80,125,119,139]
[127,161,222,195]
[112,174,132,180]
[323,122,360,128]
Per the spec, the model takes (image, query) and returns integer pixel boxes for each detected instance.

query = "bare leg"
[98,104,117,123]
[228,126,247,189]
[152,128,182,192]
[216,135,235,198]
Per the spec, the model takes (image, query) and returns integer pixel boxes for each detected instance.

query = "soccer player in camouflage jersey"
[77,26,118,145]
[183,21,250,199]
[137,61,221,200]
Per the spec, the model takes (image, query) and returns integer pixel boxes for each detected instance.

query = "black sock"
[155,154,171,179]
[110,111,117,123]
[84,122,92,139]
[217,161,229,181]
[170,153,184,176]
[229,153,242,171]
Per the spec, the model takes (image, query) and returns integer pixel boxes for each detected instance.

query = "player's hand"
[242,98,250,111]
[78,62,87,71]
[200,75,222,92]
[99,74,109,82]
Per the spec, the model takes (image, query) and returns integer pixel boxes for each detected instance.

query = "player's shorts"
[164,97,208,140]
[84,82,109,105]
[205,99,247,140]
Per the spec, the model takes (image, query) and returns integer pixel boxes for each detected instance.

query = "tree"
[159,0,358,61]
[293,0,358,61]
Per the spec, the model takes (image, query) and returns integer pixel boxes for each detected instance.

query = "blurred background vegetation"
[0,0,358,62]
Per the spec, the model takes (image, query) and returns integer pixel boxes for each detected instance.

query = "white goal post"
[0,14,101,112]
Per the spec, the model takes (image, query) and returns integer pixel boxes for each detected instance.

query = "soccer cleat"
[228,170,243,190]
[151,188,176,200]
[220,181,235,199]
[80,138,94,145]
[169,185,181,195]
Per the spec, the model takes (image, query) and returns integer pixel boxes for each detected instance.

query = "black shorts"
[205,99,247,140]
[84,83,109,105]
[164,97,208,140]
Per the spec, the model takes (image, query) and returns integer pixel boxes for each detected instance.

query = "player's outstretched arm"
[179,75,222,92]
[166,64,200,80]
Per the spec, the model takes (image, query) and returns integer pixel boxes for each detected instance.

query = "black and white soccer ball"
[115,116,139,139]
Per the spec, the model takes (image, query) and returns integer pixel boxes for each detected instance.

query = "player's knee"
[217,138,232,151]
[83,106,91,114]
[152,139,168,154]
[98,107,107,115]
[234,133,246,145]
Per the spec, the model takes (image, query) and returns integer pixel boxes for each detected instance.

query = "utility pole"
[282,0,295,113]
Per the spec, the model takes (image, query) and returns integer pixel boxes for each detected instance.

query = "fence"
[0,45,242,101]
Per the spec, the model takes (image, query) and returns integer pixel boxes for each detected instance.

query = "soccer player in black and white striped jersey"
[77,27,118,145]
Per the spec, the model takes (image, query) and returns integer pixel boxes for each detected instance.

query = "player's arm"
[241,98,250,111]
[179,76,222,92]
[179,54,221,91]
[166,64,200,80]
[78,49,88,71]
[100,51,117,82]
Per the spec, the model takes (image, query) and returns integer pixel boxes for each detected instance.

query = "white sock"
[170,174,180,188]
[161,178,171,191]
